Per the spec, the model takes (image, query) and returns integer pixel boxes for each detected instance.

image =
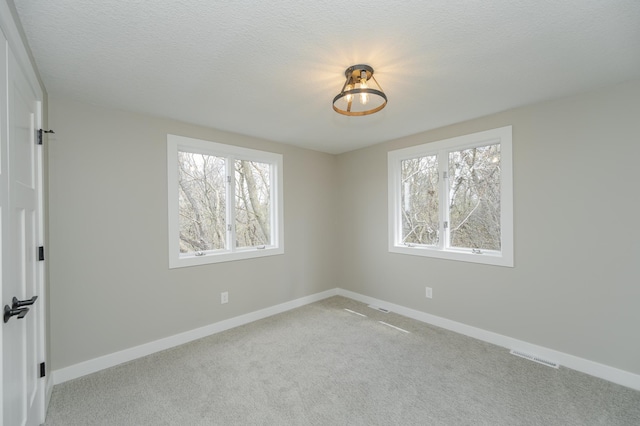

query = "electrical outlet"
[221,291,229,304]
[425,287,433,299]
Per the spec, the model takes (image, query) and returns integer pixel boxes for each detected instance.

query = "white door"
[1,30,45,426]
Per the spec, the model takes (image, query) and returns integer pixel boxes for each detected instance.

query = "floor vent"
[344,308,367,317]
[510,350,559,369]
[367,305,390,313]
[378,321,410,333]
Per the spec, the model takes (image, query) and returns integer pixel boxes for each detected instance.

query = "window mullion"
[269,163,276,247]
[439,150,450,250]
[226,156,236,252]
[392,159,400,247]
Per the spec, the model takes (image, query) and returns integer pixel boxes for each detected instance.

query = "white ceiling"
[13,0,640,154]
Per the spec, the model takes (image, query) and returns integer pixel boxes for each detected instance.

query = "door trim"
[0,1,48,423]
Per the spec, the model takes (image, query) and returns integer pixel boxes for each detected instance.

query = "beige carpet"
[44,296,640,425]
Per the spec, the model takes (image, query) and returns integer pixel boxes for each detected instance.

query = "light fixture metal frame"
[333,64,387,116]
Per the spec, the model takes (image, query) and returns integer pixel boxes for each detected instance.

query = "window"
[388,126,513,267]
[168,134,283,268]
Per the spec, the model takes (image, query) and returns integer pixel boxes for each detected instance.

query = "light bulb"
[359,71,369,104]
[360,82,369,105]
[345,84,353,103]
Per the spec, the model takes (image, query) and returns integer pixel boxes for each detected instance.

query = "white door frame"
[0,1,48,423]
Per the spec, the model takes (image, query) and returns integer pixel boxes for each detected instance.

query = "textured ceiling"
[13,0,640,154]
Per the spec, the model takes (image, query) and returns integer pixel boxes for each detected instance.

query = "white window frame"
[388,126,513,267]
[168,134,284,268]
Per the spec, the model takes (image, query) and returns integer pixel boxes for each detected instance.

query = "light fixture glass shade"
[333,64,387,116]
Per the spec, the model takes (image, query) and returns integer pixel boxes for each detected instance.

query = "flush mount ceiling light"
[333,64,387,116]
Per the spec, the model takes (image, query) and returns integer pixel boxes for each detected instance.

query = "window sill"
[169,246,284,269]
[389,244,513,267]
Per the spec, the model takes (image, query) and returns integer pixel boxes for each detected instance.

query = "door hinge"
[227,175,231,183]
[443,171,448,179]
[40,362,46,378]
[227,224,232,232]
[444,221,449,229]
[37,129,55,145]
[38,246,45,261]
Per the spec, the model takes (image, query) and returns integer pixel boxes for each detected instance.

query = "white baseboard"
[51,288,339,385]
[337,289,640,391]
[52,287,640,391]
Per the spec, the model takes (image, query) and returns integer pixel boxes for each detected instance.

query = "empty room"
[1,1,639,425]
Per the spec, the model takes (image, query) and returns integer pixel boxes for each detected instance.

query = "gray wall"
[337,79,640,375]
[49,79,640,377]
[48,97,339,370]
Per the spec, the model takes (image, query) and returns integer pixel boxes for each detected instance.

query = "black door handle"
[12,295,38,308]
[3,305,29,323]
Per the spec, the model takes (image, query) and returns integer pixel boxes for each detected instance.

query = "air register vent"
[367,305,390,313]
[510,350,559,369]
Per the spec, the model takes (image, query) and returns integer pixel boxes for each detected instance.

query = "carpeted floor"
[44,296,640,425]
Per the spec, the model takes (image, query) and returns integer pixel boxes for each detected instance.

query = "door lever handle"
[12,295,38,308]
[3,306,29,323]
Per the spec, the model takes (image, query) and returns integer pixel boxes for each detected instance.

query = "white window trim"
[388,126,513,267]
[168,134,284,268]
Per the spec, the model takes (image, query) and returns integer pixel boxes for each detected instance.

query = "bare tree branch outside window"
[401,155,439,245]
[235,160,271,247]
[448,144,501,250]
[177,152,226,253]
[399,144,501,251]
[177,152,272,253]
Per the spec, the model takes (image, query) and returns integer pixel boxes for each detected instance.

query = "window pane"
[448,144,501,250]
[177,151,226,252]
[235,160,271,247]
[401,156,439,245]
